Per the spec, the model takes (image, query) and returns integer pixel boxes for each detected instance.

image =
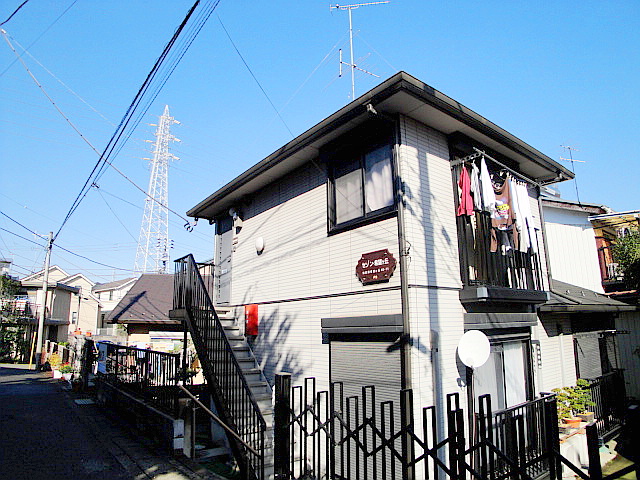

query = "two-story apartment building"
[184,72,581,421]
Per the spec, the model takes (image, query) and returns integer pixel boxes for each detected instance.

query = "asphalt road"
[0,365,131,480]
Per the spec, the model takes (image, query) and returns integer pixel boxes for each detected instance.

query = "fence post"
[447,395,460,480]
[274,373,292,480]
[586,422,602,480]
[543,397,560,480]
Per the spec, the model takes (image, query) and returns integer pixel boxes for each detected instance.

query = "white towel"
[479,156,496,214]
[470,162,482,211]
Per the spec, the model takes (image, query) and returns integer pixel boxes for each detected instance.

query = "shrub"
[552,379,594,419]
[59,362,73,374]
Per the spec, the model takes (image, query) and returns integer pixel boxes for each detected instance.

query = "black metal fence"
[99,342,181,417]
[274,374,559,480]
[586,370,626,439]
[478,394,555,480]
[174,254,265,480]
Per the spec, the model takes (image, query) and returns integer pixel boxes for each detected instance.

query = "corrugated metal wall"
[615,311,640,400]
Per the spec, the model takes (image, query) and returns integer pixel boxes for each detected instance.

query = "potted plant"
[552,379,595,428]
[59,362,74,382]
[48,353,62,378]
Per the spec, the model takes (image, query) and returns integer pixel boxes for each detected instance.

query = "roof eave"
[188,71,574,220]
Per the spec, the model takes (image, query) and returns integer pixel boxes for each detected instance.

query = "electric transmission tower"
[134,105,180,274]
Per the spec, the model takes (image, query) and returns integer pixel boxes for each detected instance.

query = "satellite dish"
[457,330,490,369]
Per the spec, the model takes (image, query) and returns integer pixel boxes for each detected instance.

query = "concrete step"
[195,445,229,460]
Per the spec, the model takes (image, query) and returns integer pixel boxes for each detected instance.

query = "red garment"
[457,166,474,216]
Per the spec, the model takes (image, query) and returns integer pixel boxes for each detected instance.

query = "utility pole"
[331,1,388,99]
[35,232,53,369]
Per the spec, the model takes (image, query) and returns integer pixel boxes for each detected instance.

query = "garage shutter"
[330,334,403,479]
[331,338,402,404]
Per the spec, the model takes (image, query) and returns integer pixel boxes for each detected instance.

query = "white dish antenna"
[457,330,491,369]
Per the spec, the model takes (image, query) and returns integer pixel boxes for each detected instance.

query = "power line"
[0,0,78,77]
[217,14,294,138]
[94,186,138,242]
[0,227,45,247]
[53,244,134,272]
[1,28,197,239]
[10,35,114,125]
[0,0,30,27]
[0,209,45,239]
[0,226,133,272]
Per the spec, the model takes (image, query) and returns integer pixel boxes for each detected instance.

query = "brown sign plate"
[356,249,397,285]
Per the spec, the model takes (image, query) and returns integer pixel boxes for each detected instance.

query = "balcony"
[456,211,547,304]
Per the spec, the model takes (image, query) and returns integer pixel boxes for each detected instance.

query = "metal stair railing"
[174,254,265,480]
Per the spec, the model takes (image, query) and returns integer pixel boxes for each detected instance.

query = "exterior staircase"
[171,255,273,480]
[214,306,274,479]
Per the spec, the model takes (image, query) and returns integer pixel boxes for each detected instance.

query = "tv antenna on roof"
[330,1,389,100]
[560,145,585,205]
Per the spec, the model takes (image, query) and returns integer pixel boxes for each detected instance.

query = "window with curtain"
[474,339,531,411]
[330,143,395,229]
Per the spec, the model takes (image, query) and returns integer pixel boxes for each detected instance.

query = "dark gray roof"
[107,274,178,324]
[93,277,136,293]
[540,279,637,313]
[188,71,574,220]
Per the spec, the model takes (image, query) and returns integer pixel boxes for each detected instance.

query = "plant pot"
[52,370,62,379]
[562,417,582,428]
[62,373,72,382]
[578,412,595,423]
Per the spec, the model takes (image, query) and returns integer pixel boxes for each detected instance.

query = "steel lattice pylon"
[134,105,179,274]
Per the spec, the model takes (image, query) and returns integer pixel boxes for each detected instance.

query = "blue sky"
[1,0,638,282]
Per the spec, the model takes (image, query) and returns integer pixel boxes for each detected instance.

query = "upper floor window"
[326,121,396,232]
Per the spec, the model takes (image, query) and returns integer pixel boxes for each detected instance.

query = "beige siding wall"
[533,315,577,392]
[543,207,603,292]
[398,116,466,412]
[398,116,461,290]
[615,311,640,400]
[228,161,402,387]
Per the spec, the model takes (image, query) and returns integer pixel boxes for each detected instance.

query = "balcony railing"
[477,394,556,480]
[586,369,626,439]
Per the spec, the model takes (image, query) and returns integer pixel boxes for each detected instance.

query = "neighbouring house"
[588,210,640,399]
[180,70,594,430]
[92,277,136,336]
[106,274,182,351]
[539,194,637,394]
[12,266,101,342]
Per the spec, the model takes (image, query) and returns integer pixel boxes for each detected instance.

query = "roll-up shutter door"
[330,334,402,480]
[330,337,402,404]
[574,334,602,379]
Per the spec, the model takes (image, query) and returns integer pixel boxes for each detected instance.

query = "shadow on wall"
[241,303,308,387]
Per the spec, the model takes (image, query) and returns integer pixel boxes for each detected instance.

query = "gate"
[273,374,561,480]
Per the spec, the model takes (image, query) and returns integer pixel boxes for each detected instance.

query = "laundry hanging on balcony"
[490,176,518,253]
[509,177,538,253]
[456,165,474,216]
